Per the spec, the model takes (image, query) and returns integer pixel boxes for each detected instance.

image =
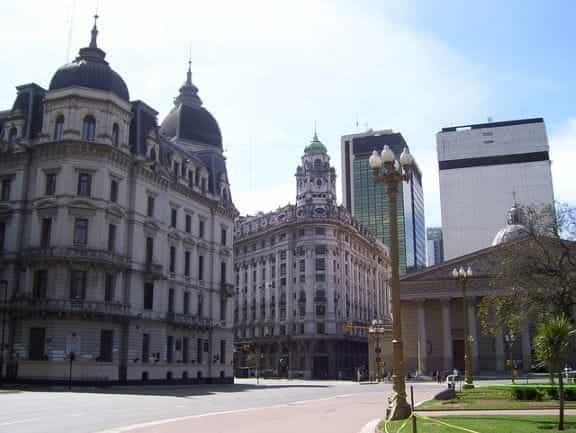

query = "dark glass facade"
[343,133,426,274]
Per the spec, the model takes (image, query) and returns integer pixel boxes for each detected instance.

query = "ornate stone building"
[0,18,237,384]
[233,134,390,379]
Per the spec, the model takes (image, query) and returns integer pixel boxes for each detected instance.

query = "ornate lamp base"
[386,392,412,420]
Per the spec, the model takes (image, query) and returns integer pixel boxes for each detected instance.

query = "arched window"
[149,147,157,161]
[8,127,17,143]
[53,115,65,141]
[82,115,96,141]
[222,189,228,203]
[314,159,322,169]
[111,123,119,146]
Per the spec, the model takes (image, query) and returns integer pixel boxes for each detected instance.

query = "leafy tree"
[533,315,576,431]
[479,203,576,336]
[495,203,576,319]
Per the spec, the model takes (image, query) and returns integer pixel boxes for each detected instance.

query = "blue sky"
[1,0,574,227]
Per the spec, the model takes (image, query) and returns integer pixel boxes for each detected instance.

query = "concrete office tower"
[341,130,426,274]
[426,227,444,267]
[437,118,555,260]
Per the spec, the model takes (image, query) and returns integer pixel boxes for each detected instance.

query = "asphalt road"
[0,379,445,433]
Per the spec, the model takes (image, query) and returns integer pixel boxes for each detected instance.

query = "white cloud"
[0,0,492,227]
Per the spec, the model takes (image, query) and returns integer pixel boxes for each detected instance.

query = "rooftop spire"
[186,59,192,86]
[176,57,202,107]
[76,10,106,63]
[89,13,99,48]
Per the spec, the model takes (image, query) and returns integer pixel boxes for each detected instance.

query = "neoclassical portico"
[400,244,533,375]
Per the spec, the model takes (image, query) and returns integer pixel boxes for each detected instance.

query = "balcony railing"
[165,312,212,329]
[144,261,164,278]
[22,247,131,267]
[8,297,131,318]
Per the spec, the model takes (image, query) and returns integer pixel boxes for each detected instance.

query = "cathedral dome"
[159,63,222,148]
[49,17,129,101]
[492,203,529,246]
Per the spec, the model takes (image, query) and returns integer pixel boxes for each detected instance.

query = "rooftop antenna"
[65,0,77,62]
[355,114,359,130]
[512,190,517,205]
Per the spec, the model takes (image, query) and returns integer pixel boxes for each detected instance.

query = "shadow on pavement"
[0,382,330,398]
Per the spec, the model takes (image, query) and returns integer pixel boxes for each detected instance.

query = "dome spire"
[186,44,193,85]
[186,60,192,86]
[89,13,99,48]
[176,56,202,107]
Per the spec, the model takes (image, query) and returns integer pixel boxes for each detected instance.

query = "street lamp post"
[0,280,7,386]
[451,266,475,389]
[368,145,414,420]
[504,333,516,384]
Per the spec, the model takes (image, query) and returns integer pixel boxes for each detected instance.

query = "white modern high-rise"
[437,118,555,260]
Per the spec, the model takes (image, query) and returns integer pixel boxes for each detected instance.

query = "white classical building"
[0,19,237,384]
[437,118,555,260]
[233,134,390,380]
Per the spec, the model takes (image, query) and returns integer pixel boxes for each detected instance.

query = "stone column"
[521,320,532,372]
[468,299,479,373]
[441,299,453,370]
[495,326,505,372]
[417,300,428,374]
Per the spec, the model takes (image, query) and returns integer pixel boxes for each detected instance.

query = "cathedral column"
[441,299,453,370]
[495,326,505,372]
[521,320,532,372]
[417,300,428,374]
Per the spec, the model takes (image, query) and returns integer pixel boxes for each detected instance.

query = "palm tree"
[533,315,576,431]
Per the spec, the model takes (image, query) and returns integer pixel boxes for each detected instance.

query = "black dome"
[161,104,222,147]
[160,65,222,147]
[48,19,129,101]
[49,58,129,101]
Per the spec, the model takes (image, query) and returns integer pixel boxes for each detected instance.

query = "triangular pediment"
[400,243,507,282]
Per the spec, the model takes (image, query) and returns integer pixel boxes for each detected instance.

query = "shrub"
[511,387,543,401]
[564,388,576,401]
[546,387,559,400]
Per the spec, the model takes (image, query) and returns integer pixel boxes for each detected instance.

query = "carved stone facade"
[0,20,236,384]
[233,135,390,379]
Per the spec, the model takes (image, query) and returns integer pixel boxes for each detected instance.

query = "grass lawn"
[380,415,576,433]
[418,385,576,411]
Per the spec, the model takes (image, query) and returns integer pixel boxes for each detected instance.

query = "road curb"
[358,418,380,433]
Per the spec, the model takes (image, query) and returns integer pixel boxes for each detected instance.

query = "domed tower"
[160,62,222,151]
[492,202,529,245]
[42,15,132,148]
[295,132,337,212]
[160,62,232,208]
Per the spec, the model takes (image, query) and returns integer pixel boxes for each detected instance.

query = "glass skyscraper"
[341,130,426,274]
